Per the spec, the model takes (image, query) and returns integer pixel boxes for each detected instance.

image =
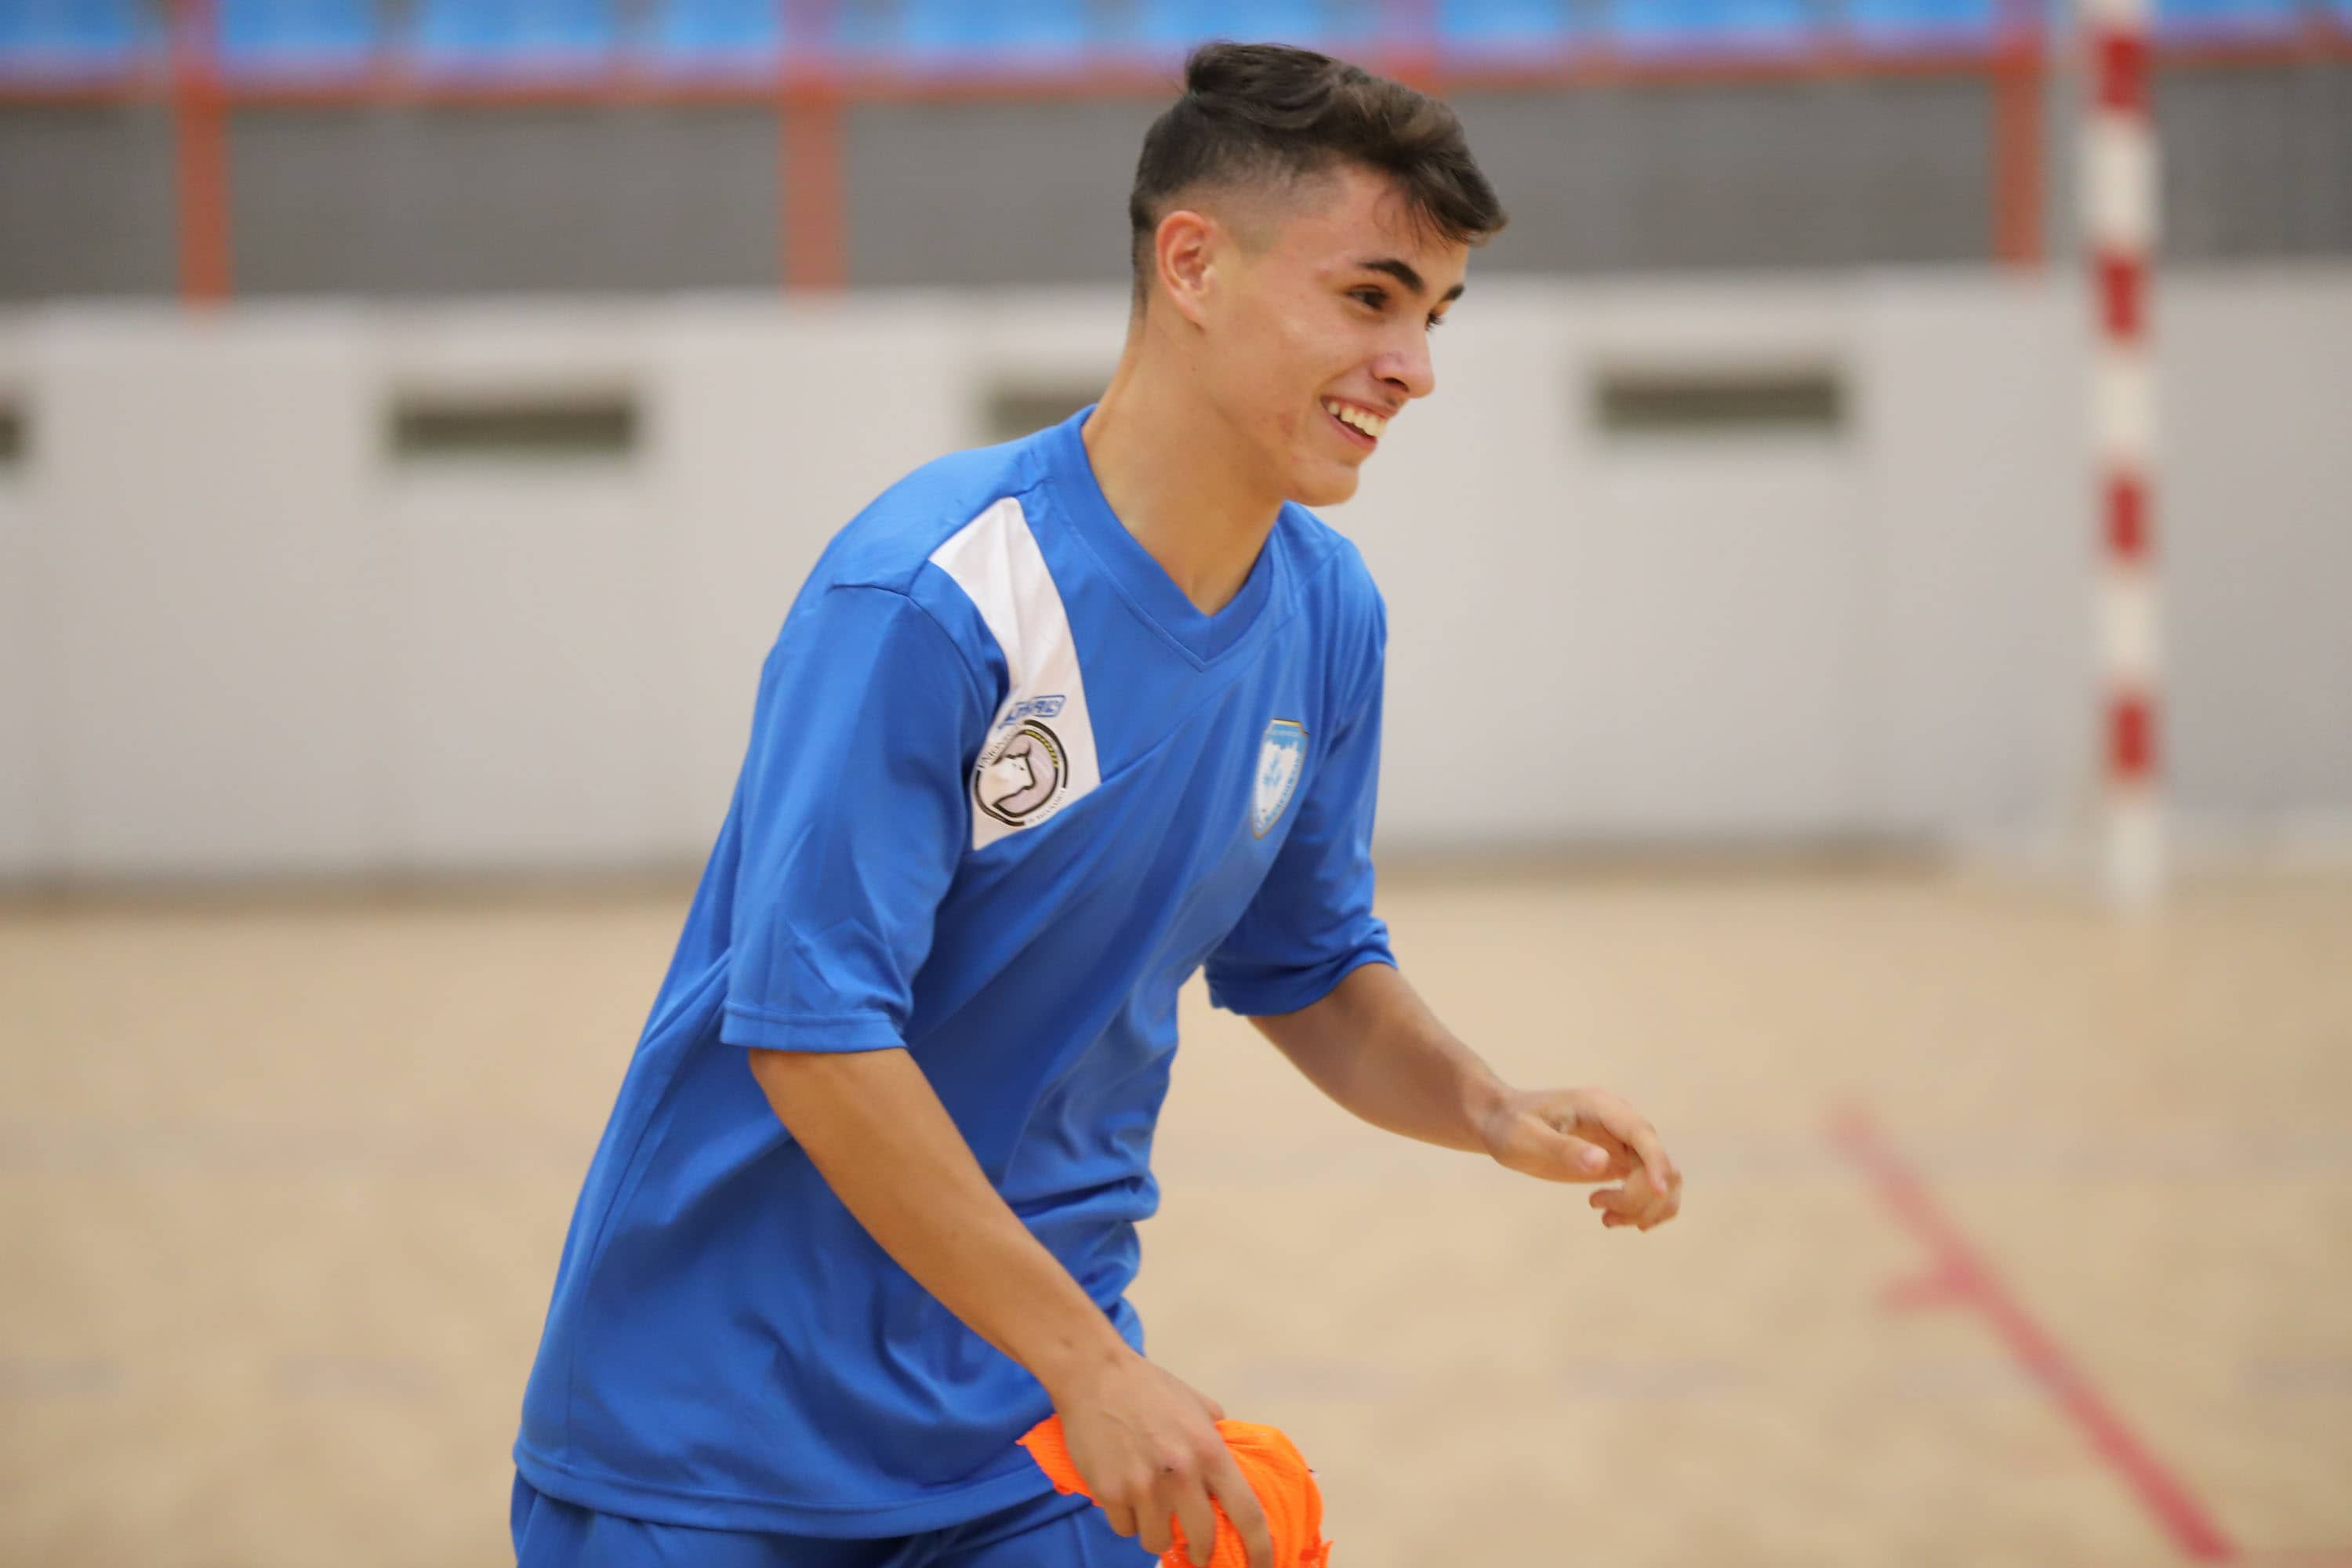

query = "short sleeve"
[720,584,990,1053]
[1203,607,1395,1018]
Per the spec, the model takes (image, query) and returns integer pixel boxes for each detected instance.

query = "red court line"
[1827,1108,2237,1563]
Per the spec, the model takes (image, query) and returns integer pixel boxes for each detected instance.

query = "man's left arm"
[1207,571,1679,1231]
[1243,959,1684,1232]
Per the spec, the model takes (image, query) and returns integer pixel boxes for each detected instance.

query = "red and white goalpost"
[2085,0,2162,907]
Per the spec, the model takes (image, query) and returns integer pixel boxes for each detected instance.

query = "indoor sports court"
[3,2,2349,1565]
[7,867,2351,1563]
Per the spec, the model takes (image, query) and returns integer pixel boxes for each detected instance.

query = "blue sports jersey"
[514,405,1393,1537]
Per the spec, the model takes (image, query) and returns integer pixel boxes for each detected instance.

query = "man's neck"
[1080,352,1281,618]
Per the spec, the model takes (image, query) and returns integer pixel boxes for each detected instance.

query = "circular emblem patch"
[974,720,1069,829]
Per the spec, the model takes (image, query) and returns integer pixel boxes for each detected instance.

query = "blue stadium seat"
[894,0,1092,58]
[1128,0,1333,52]
[1315,2,1385,51]
[1842,0,1994,43]
[0,0,147,70]
[1610,0,1817,49]
[646,0,782,68]
[826,0,894,58]
[1439,0,1581,55]
[2154,0,2297,33]
[411,0,616,70]
[220,0,379,72]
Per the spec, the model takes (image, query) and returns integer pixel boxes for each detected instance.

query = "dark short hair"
[1127,42,1508,307]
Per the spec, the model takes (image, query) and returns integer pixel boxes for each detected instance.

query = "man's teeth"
[1322,399,1387,439]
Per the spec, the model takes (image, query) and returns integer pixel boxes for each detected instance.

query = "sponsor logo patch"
[995,694,1067,732]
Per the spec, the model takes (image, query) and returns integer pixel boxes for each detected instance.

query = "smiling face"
[1168,162,1469,509]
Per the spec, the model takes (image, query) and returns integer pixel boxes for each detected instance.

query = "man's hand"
[1044,1348,1273,1568]
[1477,1086,1683,1231]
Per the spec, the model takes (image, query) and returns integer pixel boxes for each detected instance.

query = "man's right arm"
[723,582,1269,1566]
[746,1044,1126,1392]
[746,1046,1274,1568]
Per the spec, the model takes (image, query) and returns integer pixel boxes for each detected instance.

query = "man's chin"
[1289,464,1363,509]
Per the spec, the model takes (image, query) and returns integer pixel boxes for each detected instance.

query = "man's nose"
[1377,333,1436,401]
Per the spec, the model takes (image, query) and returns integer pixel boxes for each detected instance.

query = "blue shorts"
[510,1472,1155,1567]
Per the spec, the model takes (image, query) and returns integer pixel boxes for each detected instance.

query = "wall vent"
[1594,366,1846,437]
[388,388,639,463]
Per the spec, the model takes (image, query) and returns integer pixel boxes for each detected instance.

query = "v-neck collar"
[1036,405,1281,667]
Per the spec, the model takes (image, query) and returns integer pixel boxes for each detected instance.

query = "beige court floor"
[3,864,2349,1567]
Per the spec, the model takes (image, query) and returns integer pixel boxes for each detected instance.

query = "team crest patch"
[975,719,1070,831]
[1251,720,1308,839]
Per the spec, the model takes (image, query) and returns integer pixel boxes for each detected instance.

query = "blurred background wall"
[2,0,2348,885]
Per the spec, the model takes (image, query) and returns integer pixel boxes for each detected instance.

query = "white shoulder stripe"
[928,497,1101,850]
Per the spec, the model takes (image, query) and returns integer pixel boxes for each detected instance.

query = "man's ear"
[1153,209,1218,328]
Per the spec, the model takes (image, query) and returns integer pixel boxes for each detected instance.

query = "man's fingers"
[1576,1095,1675,1192]
[1570,1135,1614,1175]
[1136,1475,1178,1555]
[1555,1116,1634,1165]
[1613,1121,1675,1197]
[1206,1452,1275,1568]
[1549,1131,1616,1178]
[1589,1185,1643,1218]
[1639,1164,1682,1225]
[1102,1501,1138,1538]
[1559,1112,1632,1151]
[1171,1481,1221,1568]
[1590,1168,1682,1228]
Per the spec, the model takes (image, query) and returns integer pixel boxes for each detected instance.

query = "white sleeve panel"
[927,497,1102,850]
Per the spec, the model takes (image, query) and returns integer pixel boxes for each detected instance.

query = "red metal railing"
[5,0,2345,303]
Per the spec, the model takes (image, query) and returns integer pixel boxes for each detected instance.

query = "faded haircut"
[1127,41,1508,310]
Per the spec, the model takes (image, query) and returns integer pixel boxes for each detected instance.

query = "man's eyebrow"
[1356,256,1467,304]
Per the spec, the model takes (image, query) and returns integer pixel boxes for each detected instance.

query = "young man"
[513,42,1682,1568]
